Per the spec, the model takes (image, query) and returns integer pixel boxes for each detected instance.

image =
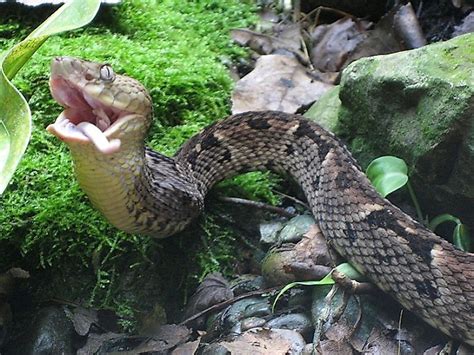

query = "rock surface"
[310,33,474,227]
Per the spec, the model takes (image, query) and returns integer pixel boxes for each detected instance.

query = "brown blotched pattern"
[52,58,473,345]
[175,112,474,343]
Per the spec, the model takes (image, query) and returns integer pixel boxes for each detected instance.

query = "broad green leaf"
[429,214,471,252]
[428,213,461,231]
[453,224,471,252]
[271,263,363,311]
[0,0,101,194]
[366,156,408,197]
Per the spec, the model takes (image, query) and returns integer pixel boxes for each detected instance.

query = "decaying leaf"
[218,328,305,355]
[310,17,371,72]
[344,3,425,68]
[71,307,99,336]
[232,54,333,114]
[171,338,201,355]
[184,272,233,321]
[78,325,191,355]
[392,3,426,49]
[77,332,123,355]
[232,24,303,56]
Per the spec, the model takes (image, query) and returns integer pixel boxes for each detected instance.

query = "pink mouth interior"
[50,77,120,129]
[48,76,123,154]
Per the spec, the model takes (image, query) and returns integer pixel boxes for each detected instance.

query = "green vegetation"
[366,155,471,251]
[271,263,363,311]
[0,0,101,194]
[0,0,259,323]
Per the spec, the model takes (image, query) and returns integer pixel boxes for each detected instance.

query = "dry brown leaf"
[219,328,299,355]
[343,4,425,69]
[71,307,98,336]
[171,338,201,355]
[232,54,333,114]
[310,17,371,72]
[232,25,302,56]
[77,332,122,355]
[184,272,233,320]
[320,339,354,354]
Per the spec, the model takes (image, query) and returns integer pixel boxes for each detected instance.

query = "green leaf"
[366,156,408,197]
[453,224,471,252]
[429,214,471,252]
[428,213,461,231]
[0,0,101,194]
[271,263,363,311]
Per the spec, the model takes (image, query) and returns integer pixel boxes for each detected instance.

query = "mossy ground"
[0,0,273,327]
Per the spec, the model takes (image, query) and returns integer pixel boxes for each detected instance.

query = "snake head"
[47,57,152,154]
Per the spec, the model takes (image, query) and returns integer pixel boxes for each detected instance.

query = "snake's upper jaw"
[47,57,143,155]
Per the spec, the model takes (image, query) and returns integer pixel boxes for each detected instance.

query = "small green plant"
[272,263,363,311]
[366,156,471,252]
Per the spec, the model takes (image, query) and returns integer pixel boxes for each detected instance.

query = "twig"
[218,196,297,218]
[274,190,310,210]
[299,6,356,26]
[179,286,281,326]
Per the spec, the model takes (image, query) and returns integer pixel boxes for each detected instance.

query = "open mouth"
[48,75,124,154]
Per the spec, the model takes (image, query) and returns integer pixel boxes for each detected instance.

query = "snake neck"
[68,136,149,234]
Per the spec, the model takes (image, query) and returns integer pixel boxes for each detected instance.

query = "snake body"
[47,57,473,344]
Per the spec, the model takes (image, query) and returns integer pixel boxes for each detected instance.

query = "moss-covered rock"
[337,33,474,226]
[304,86,341,133]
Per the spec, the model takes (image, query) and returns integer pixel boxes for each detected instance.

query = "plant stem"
[407,182,424,223]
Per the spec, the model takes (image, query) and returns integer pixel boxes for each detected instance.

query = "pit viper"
[47,57,473,344]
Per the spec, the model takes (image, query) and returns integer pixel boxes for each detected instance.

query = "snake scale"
[47,57,473,344]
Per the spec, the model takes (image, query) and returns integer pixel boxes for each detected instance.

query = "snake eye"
[99,64,115,82]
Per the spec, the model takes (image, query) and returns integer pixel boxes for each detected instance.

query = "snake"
[47,57,473,344]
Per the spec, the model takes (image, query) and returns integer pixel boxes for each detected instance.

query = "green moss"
[1,0,260,322]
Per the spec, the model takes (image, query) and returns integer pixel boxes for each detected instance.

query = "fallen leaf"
[343,4,425,69]
[184,272,233,320]
[219,328,305,355]
[310,17,371,72]
[77,332,122,355]
[71,307,98,336]
[153,324,191,347]
[232,54,333,114]
[171,338,201,355]
[232,26,302,56]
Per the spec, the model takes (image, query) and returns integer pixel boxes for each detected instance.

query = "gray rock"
[311,33,474,227]
[259,221,284,246]
[262,224,332,286]
[240,317,267,331]
[7,306,75,355]
[278,215,316,243]
[305,86,341,133]
[223,298,272,329]
[265,313,313,337]
[271,328,306,354]
[231,275,266,295]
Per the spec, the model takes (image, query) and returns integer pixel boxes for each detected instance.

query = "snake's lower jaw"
[47,111,121,154]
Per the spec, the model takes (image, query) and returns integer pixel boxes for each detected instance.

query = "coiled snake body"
[47,57,473,344]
